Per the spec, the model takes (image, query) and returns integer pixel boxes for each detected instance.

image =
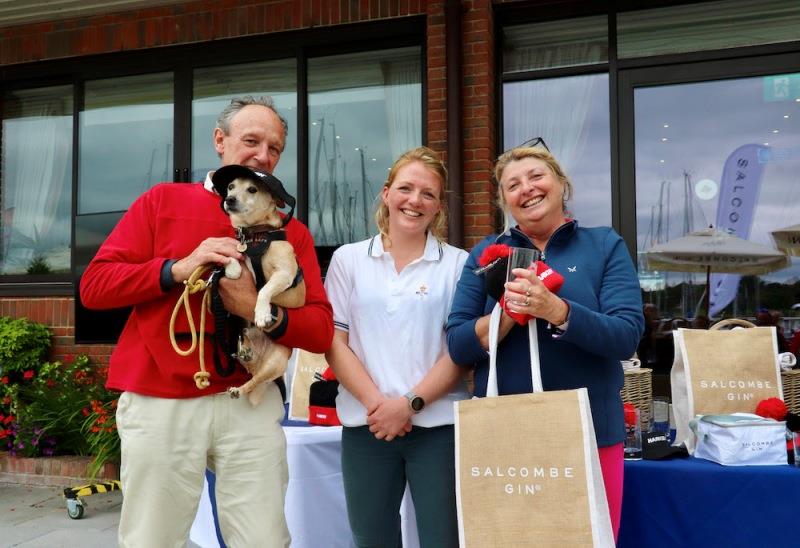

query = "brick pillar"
[462,0,496,248]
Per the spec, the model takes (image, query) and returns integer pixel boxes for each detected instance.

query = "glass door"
[618,53,800,391]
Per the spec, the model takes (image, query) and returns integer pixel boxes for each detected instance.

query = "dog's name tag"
[237,242,247,252]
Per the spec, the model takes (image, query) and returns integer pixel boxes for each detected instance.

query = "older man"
[81,96,333,547]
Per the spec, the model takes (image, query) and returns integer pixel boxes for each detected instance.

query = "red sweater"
[80,182,333,398]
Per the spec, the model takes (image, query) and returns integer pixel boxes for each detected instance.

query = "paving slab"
[0,482,120,547]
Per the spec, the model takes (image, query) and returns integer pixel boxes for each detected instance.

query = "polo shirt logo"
[568,266,577,273]
[416,282,429,297]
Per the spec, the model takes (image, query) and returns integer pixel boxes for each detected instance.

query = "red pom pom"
[755,397,787,421]
[478,244,511,267]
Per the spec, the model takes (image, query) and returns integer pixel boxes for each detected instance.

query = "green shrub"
[0,316,51,377]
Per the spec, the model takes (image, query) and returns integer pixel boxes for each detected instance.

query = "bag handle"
[710,318,756,330]
[487,303,543,397]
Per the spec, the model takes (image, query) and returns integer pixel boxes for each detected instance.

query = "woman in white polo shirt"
[325,146,469,548]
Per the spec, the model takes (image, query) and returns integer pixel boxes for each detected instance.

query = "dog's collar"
[235,225,287,247]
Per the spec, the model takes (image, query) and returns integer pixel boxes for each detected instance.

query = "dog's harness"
[235,225,304,290]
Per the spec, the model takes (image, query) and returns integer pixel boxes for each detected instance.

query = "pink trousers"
[598,442,624,541]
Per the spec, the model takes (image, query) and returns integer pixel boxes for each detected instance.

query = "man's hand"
[366,397,414,441]
[171,237,242,283]
[218,266,258,322]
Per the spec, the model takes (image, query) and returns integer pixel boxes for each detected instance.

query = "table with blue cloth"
[619,456,799,547]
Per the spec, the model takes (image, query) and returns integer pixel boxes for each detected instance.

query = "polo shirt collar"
[368,232,443,262]
[203,171,215,193]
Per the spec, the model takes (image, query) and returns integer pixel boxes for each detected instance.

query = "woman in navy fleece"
[446,145,644,539]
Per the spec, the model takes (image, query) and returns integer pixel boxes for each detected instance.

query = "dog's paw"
[227,387,241,399]
[225,260,242,280]
[254,306,272,328]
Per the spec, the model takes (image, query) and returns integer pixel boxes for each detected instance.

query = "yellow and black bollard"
[63,480,122,519]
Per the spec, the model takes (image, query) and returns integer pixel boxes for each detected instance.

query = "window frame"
[0,16,425,296]
[496,1,800,260]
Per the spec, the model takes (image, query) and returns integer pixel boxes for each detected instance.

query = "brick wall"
[0,298,114,365]
[0,0,499,352]
[0,0,428,65]
[0,450,119,485]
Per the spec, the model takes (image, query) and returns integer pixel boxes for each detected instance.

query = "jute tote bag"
[454,305,614,547]
[287,350,329,421]
[670,319,783,451]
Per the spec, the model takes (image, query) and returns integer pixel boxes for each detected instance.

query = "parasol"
[644,228,790,315]
[770,224,800,257]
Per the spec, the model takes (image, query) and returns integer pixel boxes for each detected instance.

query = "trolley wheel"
[66,498,85,519]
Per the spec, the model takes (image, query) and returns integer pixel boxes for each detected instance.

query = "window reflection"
[502,74,612,228]
[79,73,173,215]
[193,60,297,194]
[308,47,422,246]
[634,73,800,320]
[618,0,800,59]
[1,86,73,275]
[503,16,608,73]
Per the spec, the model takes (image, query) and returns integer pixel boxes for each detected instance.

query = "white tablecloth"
[190,426,419,548]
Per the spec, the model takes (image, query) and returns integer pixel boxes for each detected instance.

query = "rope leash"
[169,265,215,389]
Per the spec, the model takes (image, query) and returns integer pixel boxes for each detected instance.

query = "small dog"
[212,165,305,406]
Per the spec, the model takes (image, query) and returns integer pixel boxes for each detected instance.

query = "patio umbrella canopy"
[644,228,791,315]
[771,224,800,257]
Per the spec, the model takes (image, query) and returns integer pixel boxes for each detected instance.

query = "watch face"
[410,396,425,412]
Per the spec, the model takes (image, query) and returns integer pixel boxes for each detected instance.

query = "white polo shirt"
[325,232,469,427]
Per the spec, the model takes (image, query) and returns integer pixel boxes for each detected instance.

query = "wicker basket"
[782,369,800,415]
[621,367,653,430]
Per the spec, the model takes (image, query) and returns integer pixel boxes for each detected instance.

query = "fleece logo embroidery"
[568,266,577,273]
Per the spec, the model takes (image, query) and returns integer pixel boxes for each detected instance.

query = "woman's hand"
[505,267,569,325]
[366,397,414,441]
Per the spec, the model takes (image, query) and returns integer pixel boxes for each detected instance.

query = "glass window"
[79,72,173,215]
[634,73,800,320]
[503,15,608,73]
[502,73,612,228]
[618,0,800,59]
[192,59,298,194]
[308,47,422,246]
[1,85,73,275]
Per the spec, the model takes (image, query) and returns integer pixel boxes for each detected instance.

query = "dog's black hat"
[212,164,296,212]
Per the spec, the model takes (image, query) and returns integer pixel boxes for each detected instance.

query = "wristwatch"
[404,391,425,413]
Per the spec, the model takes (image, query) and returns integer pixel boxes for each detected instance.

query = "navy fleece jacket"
[446,221,644,446]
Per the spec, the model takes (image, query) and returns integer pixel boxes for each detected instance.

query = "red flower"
[23,370,34,380]
[46,380,55,388]
[2,415,14,425]
[0,429,8,439]
[1,376,8,385]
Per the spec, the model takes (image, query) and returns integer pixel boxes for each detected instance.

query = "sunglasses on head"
[514,137,550,152]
